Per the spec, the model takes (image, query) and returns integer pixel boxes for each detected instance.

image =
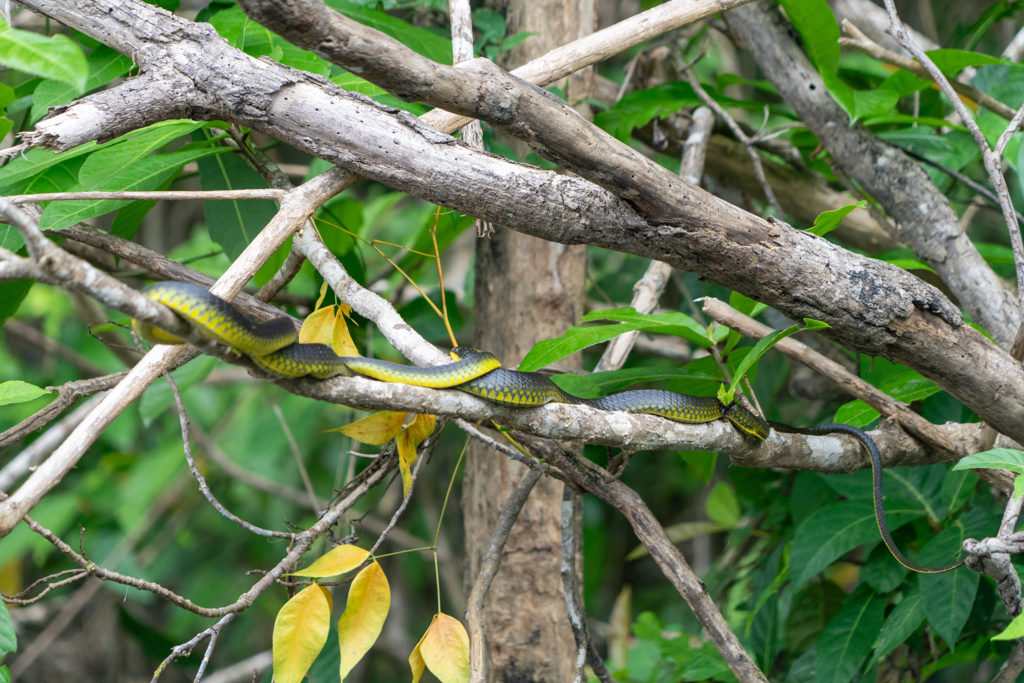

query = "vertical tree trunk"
[462,1,593,679]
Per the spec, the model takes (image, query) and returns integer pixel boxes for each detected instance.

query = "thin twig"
[167,372,294,539]
[677,57,784,217]
[272,400,320,512]
[4,189,285,203]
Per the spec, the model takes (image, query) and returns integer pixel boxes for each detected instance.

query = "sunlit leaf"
[338,561,391,680]
[291,544,369,579]
[0,25,87,91]
[330,411,408,445]
[411,613,470,683]
[0,380,51,406]
[520,308,717,372]
[272,584,332,683]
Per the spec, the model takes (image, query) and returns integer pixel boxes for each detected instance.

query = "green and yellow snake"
[133,281,963,574]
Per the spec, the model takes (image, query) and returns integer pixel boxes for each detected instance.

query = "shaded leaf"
[397,414,436,495]
[874,590,925,657]
[806,201,868,237]
[705,482,740,528]
[790,500,917,590]
[338,561,391,680]
[0,601,15,656]
[196,148,279,261]
[331,411,409,445]
[814,587,885,683]
[272,584,332,683]
[292,544,369,579]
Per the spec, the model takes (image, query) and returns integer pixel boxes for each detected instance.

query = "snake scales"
[133,281,963,573]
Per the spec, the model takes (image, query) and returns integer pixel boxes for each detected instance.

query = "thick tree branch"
[725,1,1018,346]
[13,0,1024,489]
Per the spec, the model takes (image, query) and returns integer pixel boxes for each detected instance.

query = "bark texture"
[461,1,591,678]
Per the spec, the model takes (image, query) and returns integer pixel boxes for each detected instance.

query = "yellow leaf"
[272,583,332,683]
[406,413,437,443]
[330,411,408,445]
[291,544,369,579]
[338,561,391,680]
[409,625,428,683]
[396,429,416,496]
[315,281,330,310]
[396,414,437,495]
[330,306,359,357]
[299,305,337,345]
[418,613,470,683]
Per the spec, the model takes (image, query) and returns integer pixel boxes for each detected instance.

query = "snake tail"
[778,422,964,574]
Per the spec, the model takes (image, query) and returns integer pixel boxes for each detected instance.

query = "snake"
[133,280,963,573]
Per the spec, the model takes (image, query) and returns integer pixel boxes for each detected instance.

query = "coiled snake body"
[134,281,963,573]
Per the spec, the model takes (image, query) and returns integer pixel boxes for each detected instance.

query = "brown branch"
[525,435,767,682]
[0,372,127,451]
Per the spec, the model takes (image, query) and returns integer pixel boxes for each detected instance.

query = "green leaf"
[790,500,916,590]
[0,601,16,657]
[952,448,1024,474]
[814,587,885,683]
[0,26,87,92]
[925,48,1006,76]
[0,380,52,406]
[196,147,279,261]
[325,0,453,64]
[778,0,840,74]
[806,201,867,237]
[593,82,701,140]
[705,482,740,528]
[519,308,715,372]
[918,530,976,649]
[580,307,715,345]
[726,320,827,397]
[0,280,32,324]
[995,610,1024,641]
[873,590,925,658]
[39,147,224,232]
[835,373,942,427]
[0,143,98,195]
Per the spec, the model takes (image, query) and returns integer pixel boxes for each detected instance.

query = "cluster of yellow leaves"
[271,544,469,682]
[300,283,360,357]
[334,411,436,494]
[306,284,438,495]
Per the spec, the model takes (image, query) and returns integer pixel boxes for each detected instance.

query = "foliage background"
[0,0,1022,681]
